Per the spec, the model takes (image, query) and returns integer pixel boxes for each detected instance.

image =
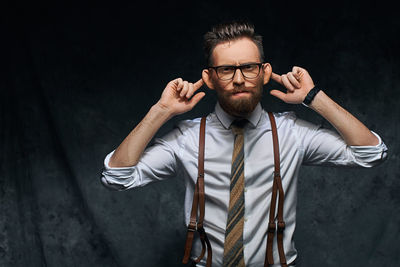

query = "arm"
[109,78,205,167]
[308,90,379,146]
[269,66,379,146]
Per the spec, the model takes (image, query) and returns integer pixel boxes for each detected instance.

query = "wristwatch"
[302,86,321,107]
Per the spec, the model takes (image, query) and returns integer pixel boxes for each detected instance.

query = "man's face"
[205,37,270,118]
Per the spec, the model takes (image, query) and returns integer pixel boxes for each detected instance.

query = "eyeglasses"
[208,63,264,81]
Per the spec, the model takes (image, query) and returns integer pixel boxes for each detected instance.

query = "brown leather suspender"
[182,117,212,267]
[182,113,286,267]
[265,112,287,267]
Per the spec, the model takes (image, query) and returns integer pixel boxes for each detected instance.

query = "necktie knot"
[231,119,247,136]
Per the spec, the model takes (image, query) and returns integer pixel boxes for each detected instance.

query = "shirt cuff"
[348,131,388,167]
[103,150,136,170]
[101,150,138,190]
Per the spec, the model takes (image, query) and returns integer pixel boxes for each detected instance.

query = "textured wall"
[1,1,399,266]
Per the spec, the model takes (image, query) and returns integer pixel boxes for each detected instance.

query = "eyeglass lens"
[217,64,261,80]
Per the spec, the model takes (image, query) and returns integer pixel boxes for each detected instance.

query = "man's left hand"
[269,66,315,104]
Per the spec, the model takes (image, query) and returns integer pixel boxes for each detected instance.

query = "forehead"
[212,37,261,66]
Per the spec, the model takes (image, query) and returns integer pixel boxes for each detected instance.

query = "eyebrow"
[216,62,261,67]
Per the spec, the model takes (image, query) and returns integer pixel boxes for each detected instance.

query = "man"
[101,21,387,266]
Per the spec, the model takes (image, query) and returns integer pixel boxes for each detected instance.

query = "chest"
[180,126,302,188]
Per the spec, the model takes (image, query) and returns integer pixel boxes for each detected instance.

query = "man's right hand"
[156,78,205,118]
[109,78,205,167]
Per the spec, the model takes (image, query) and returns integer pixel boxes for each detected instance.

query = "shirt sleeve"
[291,114,388,167]
[100,125,185,191]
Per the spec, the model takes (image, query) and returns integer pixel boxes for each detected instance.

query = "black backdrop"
[2,0,399,266]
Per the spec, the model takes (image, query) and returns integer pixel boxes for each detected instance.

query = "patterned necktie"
[223,120,246,267]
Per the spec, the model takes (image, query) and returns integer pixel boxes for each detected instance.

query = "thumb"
[270,89,286,101]
[189,92,206,108]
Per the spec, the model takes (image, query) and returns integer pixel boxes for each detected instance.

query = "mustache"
[231,87,252,95]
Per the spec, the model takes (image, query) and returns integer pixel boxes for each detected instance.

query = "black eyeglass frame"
[207,63,265,81]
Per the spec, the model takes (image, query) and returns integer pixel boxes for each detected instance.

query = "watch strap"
[302,86,321,106]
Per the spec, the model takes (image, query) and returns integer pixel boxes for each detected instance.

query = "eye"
[220,66,234,73]
[242,64,257,70]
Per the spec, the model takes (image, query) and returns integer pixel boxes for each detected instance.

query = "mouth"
[232,90,252,97]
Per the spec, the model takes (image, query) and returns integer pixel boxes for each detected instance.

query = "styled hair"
[203,20,264,66]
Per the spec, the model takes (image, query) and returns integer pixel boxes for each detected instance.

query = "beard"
[216,83,263,118]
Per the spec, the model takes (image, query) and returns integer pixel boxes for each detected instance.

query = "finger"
[187,78,204,98]
[168,77,180,87]
[193,78,204,90]
[188,92,206,108]
[292,66,304,80]
[186,82,194,98]
[175,78,184,91]
[270,72,283,85]
[287,72,301,88]
[180,81,189,97]
[270,89,287,102]
[281,74,295,92]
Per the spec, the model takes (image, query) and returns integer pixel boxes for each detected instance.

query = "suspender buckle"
[188,222,197,232]
[277,221,286,232]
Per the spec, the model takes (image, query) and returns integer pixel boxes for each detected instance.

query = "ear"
[202,69,215,90]
[262,63,272,85]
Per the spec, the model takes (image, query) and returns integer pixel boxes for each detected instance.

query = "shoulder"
[174,112,218,131]
[164,115,210,141]
[174,116,203,132]
[152,117,203,149]
[272,111,297,121]
[266,110,320,132]
[267,111,297,129]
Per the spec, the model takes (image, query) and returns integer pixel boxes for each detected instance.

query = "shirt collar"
[215,101,263,129]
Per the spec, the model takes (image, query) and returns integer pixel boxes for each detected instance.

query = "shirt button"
[244,217,248,222]
[244,188,247,192]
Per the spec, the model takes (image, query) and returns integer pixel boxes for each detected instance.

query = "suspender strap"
[265,112,287,267]
[182,117,212,267]
[183,113,286,266]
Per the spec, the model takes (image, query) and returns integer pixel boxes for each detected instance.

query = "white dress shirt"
[101,102,387,267]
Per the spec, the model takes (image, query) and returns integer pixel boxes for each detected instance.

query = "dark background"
[1,0,399,266]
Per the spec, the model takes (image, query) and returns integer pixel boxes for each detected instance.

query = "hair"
[203,20,264,66]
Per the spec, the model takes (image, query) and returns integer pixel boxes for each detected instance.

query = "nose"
[232,68,244,85]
